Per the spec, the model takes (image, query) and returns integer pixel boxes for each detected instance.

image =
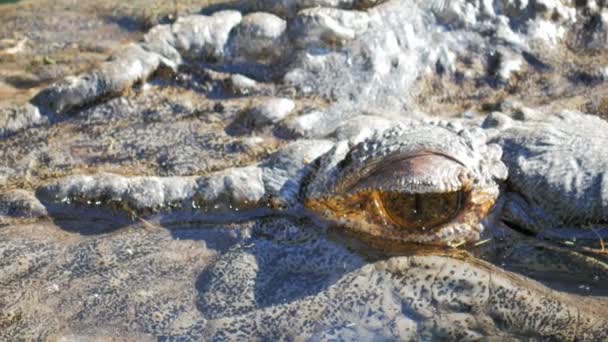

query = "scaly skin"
[2,0,608,340]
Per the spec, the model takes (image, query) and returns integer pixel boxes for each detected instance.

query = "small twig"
[588,226,606,252]
[137,216,159,231]
[173,0,179,20]
[576,246,608,256]
[473,238,492,247]
[448,240,467,248]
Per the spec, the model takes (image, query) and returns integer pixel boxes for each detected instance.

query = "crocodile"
[2,0,608,340]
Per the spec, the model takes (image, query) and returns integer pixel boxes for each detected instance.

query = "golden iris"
[373,191,465,231]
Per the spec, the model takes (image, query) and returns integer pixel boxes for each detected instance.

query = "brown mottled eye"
[303,152,496,246]
[374,191,465,231]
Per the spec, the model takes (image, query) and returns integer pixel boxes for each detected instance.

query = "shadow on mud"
[38,203,363,319]
[39,202,135,235]
[193,216,366,319]
[35,197,608,320]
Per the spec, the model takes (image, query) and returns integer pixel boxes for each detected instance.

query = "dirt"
[414,38,608,120]
[0,0,226,106]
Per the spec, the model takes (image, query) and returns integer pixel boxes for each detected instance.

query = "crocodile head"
[2,0,608,340]
[304,120,506,247]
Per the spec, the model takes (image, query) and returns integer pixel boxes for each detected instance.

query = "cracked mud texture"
[3,0,608,340]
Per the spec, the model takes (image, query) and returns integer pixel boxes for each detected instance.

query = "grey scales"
[2,0,608,340]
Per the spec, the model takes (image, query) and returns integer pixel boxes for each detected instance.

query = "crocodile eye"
[305,150,500,247]
[373,191,465,231]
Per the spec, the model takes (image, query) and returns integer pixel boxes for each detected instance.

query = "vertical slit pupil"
[379,191,464,230]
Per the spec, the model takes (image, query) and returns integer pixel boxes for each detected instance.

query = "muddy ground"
[0,0,226,106]
[4,0,608,121]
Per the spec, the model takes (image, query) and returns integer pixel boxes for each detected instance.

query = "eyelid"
[385,150,467,167]
[340,151,472,195]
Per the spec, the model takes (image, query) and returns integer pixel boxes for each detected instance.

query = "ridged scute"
[493,111,608,225]
[307,119,507,199]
